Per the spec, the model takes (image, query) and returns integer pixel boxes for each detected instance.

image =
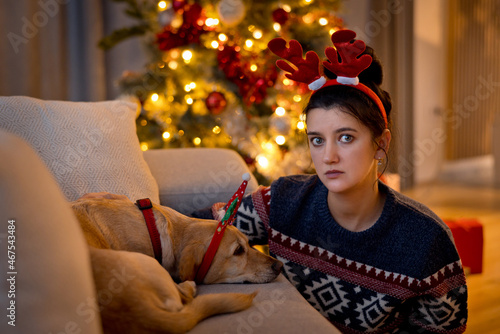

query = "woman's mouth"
[325,170,343,179]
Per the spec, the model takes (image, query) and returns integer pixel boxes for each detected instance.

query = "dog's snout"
[272,261,283,275]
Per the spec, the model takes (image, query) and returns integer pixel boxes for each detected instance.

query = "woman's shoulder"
[383,183,455,246]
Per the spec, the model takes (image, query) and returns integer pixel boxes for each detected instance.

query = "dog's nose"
[272,261,283,275]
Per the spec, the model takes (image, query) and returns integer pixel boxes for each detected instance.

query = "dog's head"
[169,216,283,284]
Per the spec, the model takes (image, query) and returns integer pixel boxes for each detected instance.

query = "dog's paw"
[177,280,197,304]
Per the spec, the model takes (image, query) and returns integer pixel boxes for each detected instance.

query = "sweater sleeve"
[404,228,468,333]
[191,186,271,245]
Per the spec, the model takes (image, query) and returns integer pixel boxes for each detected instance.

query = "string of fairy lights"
[105,0,343,182]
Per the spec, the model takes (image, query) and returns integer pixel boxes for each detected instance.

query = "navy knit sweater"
[193,175,467,333]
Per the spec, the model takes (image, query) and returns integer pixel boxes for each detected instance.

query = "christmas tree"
[100,0,343,184]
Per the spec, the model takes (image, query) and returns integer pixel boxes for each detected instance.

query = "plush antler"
[323,30,372,84]
[268,38,325,89]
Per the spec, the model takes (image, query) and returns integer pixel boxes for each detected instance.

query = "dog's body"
[71,196,282,333]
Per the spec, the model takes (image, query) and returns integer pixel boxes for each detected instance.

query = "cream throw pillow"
[0,96,160,203]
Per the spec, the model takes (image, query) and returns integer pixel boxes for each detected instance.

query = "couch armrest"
[143,148,258,214]
[0,130,102,333]
[189,274,341,333]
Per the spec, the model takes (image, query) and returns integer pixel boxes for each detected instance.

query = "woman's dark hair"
[303,45,392,141]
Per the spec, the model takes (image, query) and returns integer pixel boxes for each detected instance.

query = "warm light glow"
[304,0,313,4]
[151,93,159,102]
[140,119,147,126]
[252,29,263,39]
[162,131,171,140]
[283,78,291,85]
[273,23,281,32]
[283,5,291,12]
[250,64,258,72]
[218,33,227,42]
[275,135,286,145]
[303,13,314,24]
[170,50,180,59]
[319,18,328,26]
[211,40,219,48]
[256,155,269,168]
[184,84,192,92]
[275,107,286,116]
[193,137,201,145]
[205,18,219,27]
[182,50,193,61]
[189,82,196,89]
[293,95,302,102]
[262,141,274,151]
[329,27,338,35]
[212,126,221,134]
[178,130,185,136]
[245,39,253,48]
[158,1,167,10]
[168,60,178,70]
[185,95,193,104]
[140,142,149,151]
[297,121,305,130]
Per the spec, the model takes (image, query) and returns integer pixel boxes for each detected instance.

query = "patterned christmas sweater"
[193,175,468,333]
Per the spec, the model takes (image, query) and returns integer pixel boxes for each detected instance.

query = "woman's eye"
[310,137,324,146]
[339,134,353,143]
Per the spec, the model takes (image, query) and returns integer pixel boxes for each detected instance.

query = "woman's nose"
[322,143,339,164]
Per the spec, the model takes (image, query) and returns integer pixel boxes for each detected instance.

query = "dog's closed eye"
[233,245,245,256]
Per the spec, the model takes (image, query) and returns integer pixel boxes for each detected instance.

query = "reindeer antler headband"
[268,29,388,128]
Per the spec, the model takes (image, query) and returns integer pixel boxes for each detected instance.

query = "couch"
[0,96,340,333]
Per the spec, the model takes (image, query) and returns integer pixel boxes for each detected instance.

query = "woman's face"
[306,107,382,194]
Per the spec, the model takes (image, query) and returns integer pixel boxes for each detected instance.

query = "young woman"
[193,30,468,333]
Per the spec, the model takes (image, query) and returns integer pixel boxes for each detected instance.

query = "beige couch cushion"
[0,96,159,203]
[0,130,102,333]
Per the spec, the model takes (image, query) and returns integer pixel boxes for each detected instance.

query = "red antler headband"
[268,29,388,128]
[195,173,251,283]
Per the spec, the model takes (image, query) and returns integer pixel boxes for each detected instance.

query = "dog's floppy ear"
[178,242,206,281]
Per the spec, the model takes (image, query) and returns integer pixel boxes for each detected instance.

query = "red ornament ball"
[272,8,289,25]
[205,91,227,115]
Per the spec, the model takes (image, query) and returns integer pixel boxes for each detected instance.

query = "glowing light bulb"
[275,107,286,116]
[211,40,219,48]
[151,93,159,102]
[212,126,221,134]
[273,23,281,32]
[252,29,263,39]
[297,121,305,131]
[205,18,219,27]
[250,64,258,72]
[168,61,178,70]
[193,137,201,145]
[275,135,286,145]
[185,96,193,104]
[189,82,196,89]
[257,155,269,169]
[245,39,253,48]
[140,142,149,151]
[182,50,193,62]
[293,95,302,102]
[162,131,171,140]
[319,18,328,26]
[218,33,227,42]
[158,1,167,10]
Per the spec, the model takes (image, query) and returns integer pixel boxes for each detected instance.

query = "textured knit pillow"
[0,96,159,203]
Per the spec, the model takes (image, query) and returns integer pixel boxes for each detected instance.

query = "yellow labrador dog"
[71,193,282,333]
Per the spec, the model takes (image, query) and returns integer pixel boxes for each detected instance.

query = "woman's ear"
[375,129,391,158]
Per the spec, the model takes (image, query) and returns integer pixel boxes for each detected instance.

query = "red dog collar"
[136,198,162,264]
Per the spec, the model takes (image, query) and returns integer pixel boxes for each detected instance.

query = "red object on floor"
[444,219,483,274]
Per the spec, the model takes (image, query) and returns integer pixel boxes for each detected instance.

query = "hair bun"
[357,45,383,86]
